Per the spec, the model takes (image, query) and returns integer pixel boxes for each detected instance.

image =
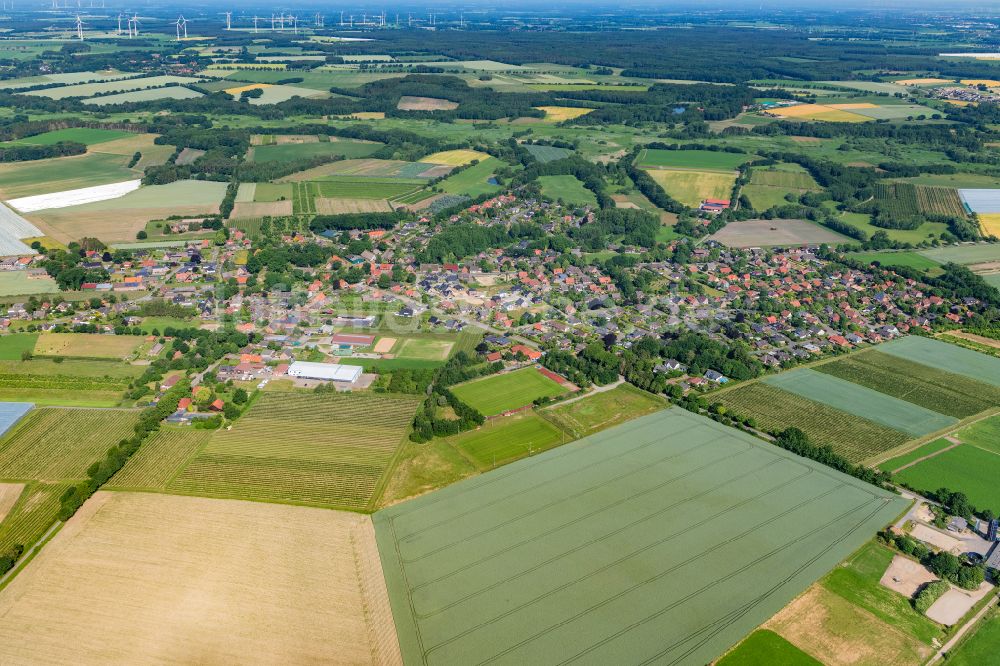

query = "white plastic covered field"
[8,179,141,213]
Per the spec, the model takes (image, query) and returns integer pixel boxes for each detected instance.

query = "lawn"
[645,169,736,207]
[541,384,665,439]
[438,157,504,197]
[0,334,38,360]
[374,408,907,666]
[537,175,597,206]
[717,630,820,666]
[394,337,453,361]
[450,367,568,416]
[637,148,748,171]
[894,444,1000,514]
[450,411,565,468]
[250,141,379,163]
[166,392,421,510]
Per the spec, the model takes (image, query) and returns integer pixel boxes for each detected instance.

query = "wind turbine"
[128,13,139,38]
[74,14,84,41]
[252,15,259,33]
[116,12,122,35]
[174,15,187,41]
[289,14,297,34]
[223,11,231,31]
[314,12,323,28]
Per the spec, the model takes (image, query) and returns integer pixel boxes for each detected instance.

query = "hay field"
[230,200,293,218]
[894,78,953,86]
[375,408,907,666]
[0,482,22,522]
[0,492,402,665]
[397,96,458,111]
[34,332,142,359]
[980,213,1000,237]
[645,168,736,207]
[534,105,594,121]
[419,149,489,166]
[315,198,392,214]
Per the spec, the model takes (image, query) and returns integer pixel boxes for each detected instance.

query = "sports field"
[450,367,568,416]
[878,336,1000,386]
[374,408,907,666]
[709,219,848,247]
[0,492,401,665]
[0,407,139,481]
[34,332,142,359]
[645,168,736,207]
[763,369,957,437]
[166,391,421,510]
[637,149,748,171]
[449,411,566,468]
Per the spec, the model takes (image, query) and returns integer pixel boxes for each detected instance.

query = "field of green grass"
[374,408,908,666]
[451,367,568,416]
[637,148,748,171]
[878,438,955,472]
[0,152,136,199]
[450,411,565,468]
[717,630,820,666]
[850,250,943,272]
[541,384,665,439]
[894,443,1000,514]
[919,244,1000,266]
[9,128,131,146]
[834,211,949,244]
[314,177,422,199]
[522,143,572,163]
[0,334,38,360]
[0,272,60,297]
[947,606,1000,665]
[250,141,379,163]
[439,157,504,197]
[537,175,597,206]
[166,392,421,510]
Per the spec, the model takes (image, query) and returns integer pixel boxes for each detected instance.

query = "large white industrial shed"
[286,361,362,384]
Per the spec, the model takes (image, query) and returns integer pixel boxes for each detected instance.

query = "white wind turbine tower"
[128,13,139,38]
[314,12,323,28]
[74,15,84,40]
[223,11,231,31]
[116,13,122,35]
[174,15,187,41]
[339,10,343,27]
[290,14,298,34]
[252,15,259,33]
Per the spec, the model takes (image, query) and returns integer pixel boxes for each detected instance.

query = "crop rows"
[915,185,967,217]
[393,189,435,205]
[316,178,421,200]
[166,392,420,509]
[751,169,816,190]
[107,428,210,491]
[0,372,128,392]
[815,351,1000,418]
[0,407,139,481]
[716,383,909,463]
[292,181,317,215]
[0,481,67,552]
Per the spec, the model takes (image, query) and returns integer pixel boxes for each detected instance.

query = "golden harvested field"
[980,213,1000,237]
[961,79,1000,87]
[315,197,392,214]
[230,200,293,218]
[894,78,953,86]
[396,95,458,111]
[534,105,594,122]
[0,492,402,665]
[769,104,871,122]
[34,332,142,359]
[828,103,879,110]
[419,149,490,166]
[645,168,736,207]
[0,482,22,522]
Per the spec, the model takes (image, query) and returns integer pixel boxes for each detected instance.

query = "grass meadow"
[450,367,568,416]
